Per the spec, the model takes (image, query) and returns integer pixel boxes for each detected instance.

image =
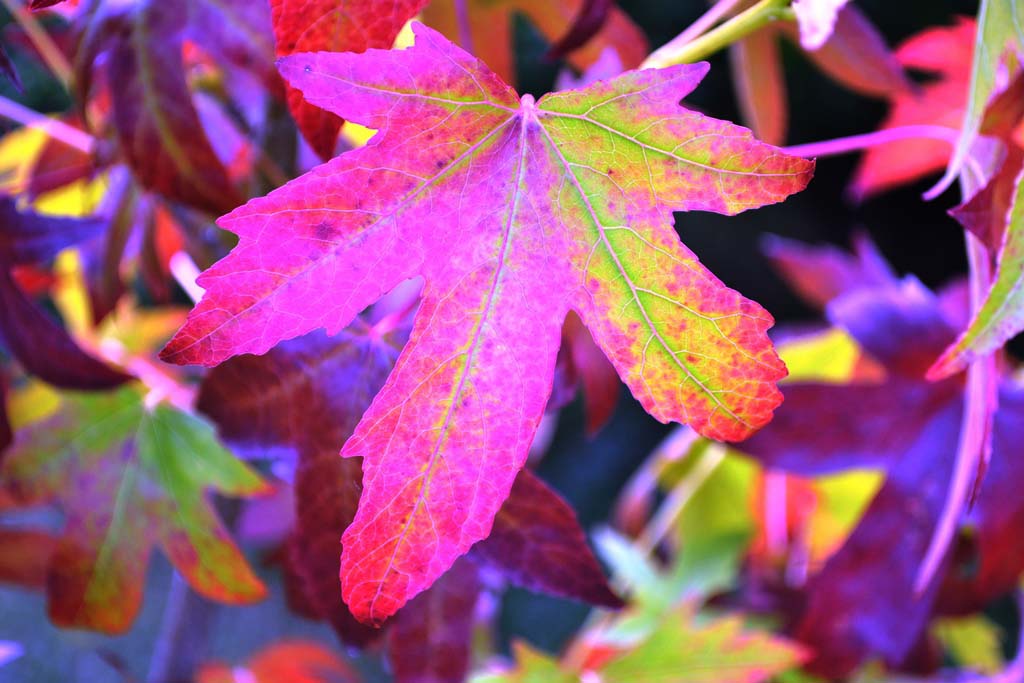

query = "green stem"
[642,0,793,69]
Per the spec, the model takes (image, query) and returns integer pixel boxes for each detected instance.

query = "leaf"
[795,6,911,99]
[26,117,98,199]
[473,469,623,608]
[200,322,619,647]
[269,0,429,160]
[387,557,482,683]
[730,26,787,147]
[28,0,67,9]
[185,0,279,92]
[932,0,1024,196]
[473,642,578,683]
[742,237,1024,676]
[932,616,1004,674]
[930,167,1024,378]
[1,385,268,633]
[762,232,895,311]
[729,5,907,148]
[791,0,849,50]
[0,199,132,390]
[197,641,359,683]
[562,312,619,435]
[422,0,648,85]
[76,0,242,214]
[545,0,615,62]
[162,23,810,623]
[599,610,805,683]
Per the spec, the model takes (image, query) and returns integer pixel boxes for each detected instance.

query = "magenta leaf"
[164,23,810,623]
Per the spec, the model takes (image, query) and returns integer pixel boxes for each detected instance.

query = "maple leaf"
[163,23,812,623]
[199,320,622,644]
[742,236,1024,677]
[422,0,648,87]
[599,611,805,683]
[269,0,430,160]
[489,610,804,683]
[1,384,268,633]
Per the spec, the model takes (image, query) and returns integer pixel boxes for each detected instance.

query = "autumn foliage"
[1,1,1023,682]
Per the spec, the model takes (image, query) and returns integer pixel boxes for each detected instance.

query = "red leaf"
[731,26,787,147]
[850,18,976,199]
[163,24,810,623]
[197,641,359,683]
[0,269,130,389]
[476,469,622,607]
[26,118,98,198]
[794,6,910,99]
[0,529,56,590]
[545,0,614,62]
[387,558,481,683]
[562,312,619,435]
[28,0,67,9]
[269,0,429,160]
[77,1,242,214]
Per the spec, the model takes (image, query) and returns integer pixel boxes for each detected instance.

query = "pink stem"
[913,163,998,593]
[0,94,93,152]
[781,125,959,159]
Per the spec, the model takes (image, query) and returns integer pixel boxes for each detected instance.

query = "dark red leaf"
[77,1,242,214]
[545,0,614,61]
[475,470,623,609]
[269,0,429,160]
[387,557,481,683]
[28,0,67,9]
[563,312,619,435]
[0,528,56,589]
[27,117,97,198]
[0,269,131,389]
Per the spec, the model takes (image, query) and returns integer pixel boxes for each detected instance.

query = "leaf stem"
[781,125,959,159]
[642,0,793,69]
[0,0,72,88]
[913,162,998,595]
[0,93,94,152]
[644,0,749,66]
[145,572,219,683]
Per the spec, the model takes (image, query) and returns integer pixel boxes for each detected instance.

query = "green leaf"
[1,385,268,633]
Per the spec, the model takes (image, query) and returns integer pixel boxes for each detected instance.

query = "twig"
[145,572,220,683]
[642,0,793,68]
[644,0,748,65]
[0,93,94,152]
